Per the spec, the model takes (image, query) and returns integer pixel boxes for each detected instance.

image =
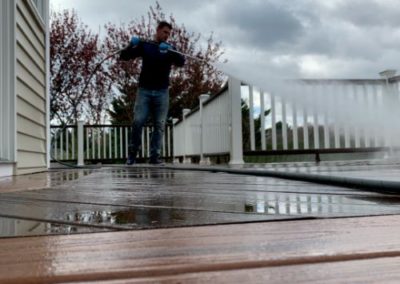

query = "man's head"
[155,21,172,42]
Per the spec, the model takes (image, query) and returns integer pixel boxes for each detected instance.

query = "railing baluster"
[282,97,288,150]
[303,99,309,150]
[86,127,89,160]
[292,98,299,150]
[114,127,117,159]
[353,84,361,148]
[167,125,171,157]
[333,84,341,149]
[125,127,128,159]
[249,85,255,151]
[108,127,112,159]
[146,127,150,158]
[92,128,95,160]
[372,84,380,147]
[54,131,58,160]
[260,90,266,150]
[97,128,100,159]
[312,84,320,150]
[119,127,123,159]
[103,127,106,159]
[271,93,277,150]
[362,84,370,147]
[323,84,330,149]
[65,129,69,160]
[141,129,145,158]
[77,120,84,166]
[343,84,351,148]
[60,129,64,160]
[72,127,75,159]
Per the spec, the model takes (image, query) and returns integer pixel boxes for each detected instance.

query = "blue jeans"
[129,88,169,160]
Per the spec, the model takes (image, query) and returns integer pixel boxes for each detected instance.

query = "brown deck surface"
[1,215,400,283]
[0,162,400,282]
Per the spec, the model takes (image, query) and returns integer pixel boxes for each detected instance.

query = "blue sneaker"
[126,153,136,165]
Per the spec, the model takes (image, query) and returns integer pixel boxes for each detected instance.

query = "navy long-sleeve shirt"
[119,41,185,90]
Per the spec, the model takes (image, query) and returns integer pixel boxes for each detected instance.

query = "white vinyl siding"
[0,0,16,164]
[15,0,47,174]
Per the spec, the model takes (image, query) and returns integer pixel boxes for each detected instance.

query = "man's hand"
[130,36,140,47]
[159,42,172,53]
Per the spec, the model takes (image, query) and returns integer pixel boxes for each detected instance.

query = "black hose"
[135,164,400,195]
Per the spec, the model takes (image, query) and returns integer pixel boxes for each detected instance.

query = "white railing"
[173,90,231,158]
[173,77,243,164]
[247,79,400,152]
[173,74,400,164]
[51,123,173,164]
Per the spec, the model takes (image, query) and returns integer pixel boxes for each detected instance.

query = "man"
[120,21,185,165]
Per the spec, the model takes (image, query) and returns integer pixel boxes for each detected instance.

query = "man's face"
[156,26,171,42]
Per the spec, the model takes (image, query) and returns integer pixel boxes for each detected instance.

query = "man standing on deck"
[119,21,185,165]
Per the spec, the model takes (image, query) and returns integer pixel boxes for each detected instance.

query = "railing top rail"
[389,75,400,83]
[296,78,385,85]
[174,84,228,126]
[51,123,173,128]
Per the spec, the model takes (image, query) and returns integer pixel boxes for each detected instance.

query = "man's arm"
[172,50,185,67]
[119,37,143,61]
[160,42,185,67]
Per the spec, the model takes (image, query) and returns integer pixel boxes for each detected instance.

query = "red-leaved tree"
[50,9,111,124]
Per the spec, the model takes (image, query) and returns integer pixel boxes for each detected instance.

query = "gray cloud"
[50,0,400,79]
[218,1,305,48]
[333,0,400,28]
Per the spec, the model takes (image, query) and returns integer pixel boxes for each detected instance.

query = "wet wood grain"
[1,215,400,283]
[75,257,400,283]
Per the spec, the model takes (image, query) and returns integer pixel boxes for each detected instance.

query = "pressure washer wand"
[169,48,208,64]
[132,38,208,64]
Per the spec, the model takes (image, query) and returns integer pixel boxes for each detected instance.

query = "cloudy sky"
[50,0,400,82]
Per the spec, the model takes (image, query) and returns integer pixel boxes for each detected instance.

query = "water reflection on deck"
[0,166,400,237]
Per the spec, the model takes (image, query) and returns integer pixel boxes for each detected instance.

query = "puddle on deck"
[0,216,112,238]
[1,167,400,238]
[0,169,93,193]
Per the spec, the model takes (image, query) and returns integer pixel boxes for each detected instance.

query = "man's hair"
[157,21,172,30]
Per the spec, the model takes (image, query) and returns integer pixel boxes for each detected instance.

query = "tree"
[104,2,226,123]
[50,9,111,124]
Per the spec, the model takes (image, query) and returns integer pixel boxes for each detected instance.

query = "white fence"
[173,77,244,164]
[173,74,400,164]
[51,123,173,164]
[173,90,231,156]
[51,74,400,166]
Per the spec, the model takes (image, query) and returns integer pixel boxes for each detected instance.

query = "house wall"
[15,0,49,175]
[0,0,17,165]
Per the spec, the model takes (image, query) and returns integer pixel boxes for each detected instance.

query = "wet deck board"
[1,167,400,235]
[87,257,400,283]
[1,166,400,281]
[1,215,400,283]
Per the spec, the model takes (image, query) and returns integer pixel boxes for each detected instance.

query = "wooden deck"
[0,163,400,282]
[1,215,400,283]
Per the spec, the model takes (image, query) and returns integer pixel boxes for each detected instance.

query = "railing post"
[182,108,191,164]
[77,120,84,166]
[249,85,256,151]
[172,118,179,163]
[199,94,210,165]
[228,76,244,165]
[379,69,397,150]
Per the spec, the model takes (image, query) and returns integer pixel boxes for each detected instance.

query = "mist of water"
[213,61,400,154]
